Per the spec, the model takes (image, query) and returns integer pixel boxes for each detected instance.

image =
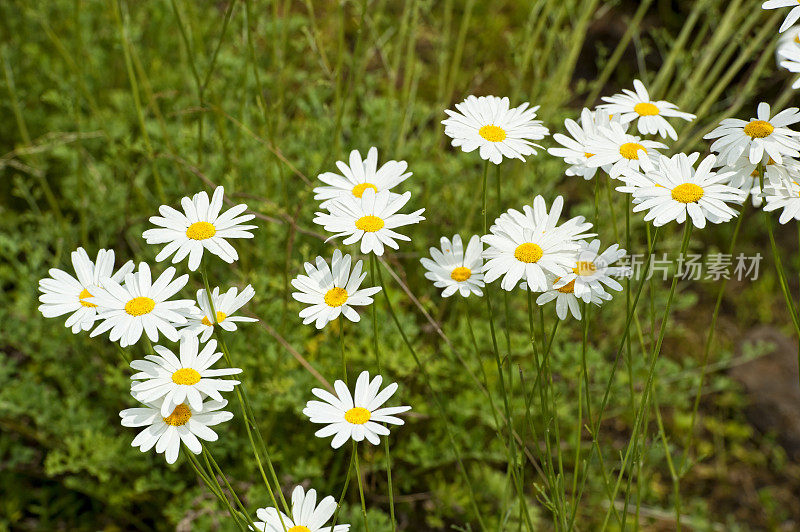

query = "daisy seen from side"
[548,108,615,180]
[552,239,629,304]
[181,285,258,342]
[38,248,134,333]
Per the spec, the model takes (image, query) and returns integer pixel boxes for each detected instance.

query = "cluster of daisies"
[38,183,413,531]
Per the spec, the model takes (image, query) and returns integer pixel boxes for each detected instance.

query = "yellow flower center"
[124,296,155,316]
[584,152,595,158]
[172,368,201,385]
[287,527,311,532]
[619,142,646,160]
[634,102,660,116]
[201,311,227,327]
[573,261,596,276]
[79,288,97,308]
[671,183,704,204]
[478,124,507,142]
[324,287,348,307]
[556,278,576,294]
[743,120,774,139]
[514,243,543,264]
[344,407,371,424]
[186,221,217,240]
[352,182,378,198]
[163,404,192,426]
[355,215,385,232]
[450,266,472,282]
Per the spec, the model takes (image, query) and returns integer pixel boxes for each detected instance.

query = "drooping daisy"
[585,121,667,179]
[536,275,611,321]
[597,79,695,140]
[38,248,134,333]
[548,108,616,180]
[778,44,800,89]
[303,371,411,449]
[442,95,549,164]
[253,486,350,532]
[420,234,485,297]
[130,336,242,416]
[481,196,594,292]
[291,250,381,329]
[120,397,233,464]
[313,188,425,256]
[762,0,800,33]
[618,153,745,228]
[142,186,257,271]
[704,102,800,166]
[763,179,800,223]
[88,263,194,347]
[313,147,412,209]
[551,240,629,304]
[180,285,258,342]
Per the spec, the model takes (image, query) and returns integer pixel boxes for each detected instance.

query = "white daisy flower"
[548,108,616,180]
[481,196,594,292]
[723,154,796,206]
[38,248,134,333]
[704,102,800,166]
[763,0,800,33]
[313,188,425,256]
[303,371,411,449]
[763,179,800,223]
[442,95,549,164]
[552,240,629,304]
[597,79,695,140]
[291,250,381,329]
[536,276,611,321]
[585,121,667,179]
[253,486,350,532]
[88,263,194,347]
[313,147,411,209]
[420,234,485,298]
[181,285,258,342]
[142,186,257,271]
[130,336,242,416]
[618,153,745,228]
[778,44,800,89]
[120,397,233,464]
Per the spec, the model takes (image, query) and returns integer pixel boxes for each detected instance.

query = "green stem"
[353,443,371,532]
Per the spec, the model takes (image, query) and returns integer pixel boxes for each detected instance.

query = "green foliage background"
[2,0,800,530]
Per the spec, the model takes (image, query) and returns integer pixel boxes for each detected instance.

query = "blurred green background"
[2,0,800,530]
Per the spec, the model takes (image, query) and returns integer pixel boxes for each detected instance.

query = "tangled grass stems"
[184,447,248,531]
[200,262,290,521]
[602,222,694,530]
[375,259,487,530]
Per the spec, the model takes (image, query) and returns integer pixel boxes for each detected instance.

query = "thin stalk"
[203,446,259,531]
[601,222,693,530]
[375,261,486,530]
[185,449,247,531]
[329,448,355,532]
[353,443,371,532]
